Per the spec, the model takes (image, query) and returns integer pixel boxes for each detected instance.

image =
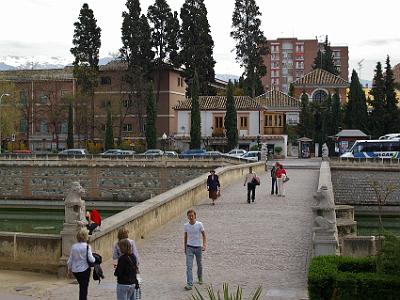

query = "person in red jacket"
[276,164,287,197]
[86,209,101,235]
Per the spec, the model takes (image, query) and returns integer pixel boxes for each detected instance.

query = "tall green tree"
[298,91,314,138]
[383,55,399,133]
[190,71,201,148]
[331,91,342,135]
[224,81,238,150]
[313,36,339,76]
[231,0,267,97]
[105,109,114,150]
[321,93,332,139]
[67,103,74,149]
[179,0,216,96]
[147,0,180,102]
[145,83,157,149]
[70,3,101,140]
[344,70,369,132]
[369,62,386,138]
[120,0,154,135]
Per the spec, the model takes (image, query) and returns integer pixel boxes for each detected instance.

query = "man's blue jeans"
[186,245,202,285]
[116,283,136,300]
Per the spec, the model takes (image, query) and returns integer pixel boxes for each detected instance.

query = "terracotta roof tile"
[174,96,263,110]
[291,68,349,87]
[254,90,300,110]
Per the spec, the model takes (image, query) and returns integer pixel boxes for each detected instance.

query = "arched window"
[312,90,328,103]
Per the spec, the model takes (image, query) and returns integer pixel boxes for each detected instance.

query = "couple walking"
[271,162,287,197]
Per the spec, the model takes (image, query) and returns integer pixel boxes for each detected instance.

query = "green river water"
[355,215,400,236]
[0,208,121,234]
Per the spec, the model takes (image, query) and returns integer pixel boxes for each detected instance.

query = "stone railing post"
[311,185,339,256]
[58,181,86,276]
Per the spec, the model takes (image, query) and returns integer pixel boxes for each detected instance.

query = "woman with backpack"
[67,228,95,300]
[114,238,139,300]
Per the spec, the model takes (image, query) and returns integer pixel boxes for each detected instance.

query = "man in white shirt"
[183,209,206,290]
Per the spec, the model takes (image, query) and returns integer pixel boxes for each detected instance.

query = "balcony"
[263,127,284,135]
[212,128,225,137]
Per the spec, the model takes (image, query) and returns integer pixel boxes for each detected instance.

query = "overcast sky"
[1,0,399,80]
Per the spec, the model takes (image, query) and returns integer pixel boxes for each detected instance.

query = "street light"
[0,93,10,154]
[162,132,167,152]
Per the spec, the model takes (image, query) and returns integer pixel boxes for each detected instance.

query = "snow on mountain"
[215,73,240,82]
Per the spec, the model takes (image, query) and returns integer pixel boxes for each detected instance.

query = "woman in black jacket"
[114,239,139,300]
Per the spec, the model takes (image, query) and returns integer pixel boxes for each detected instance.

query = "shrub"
[191,283,262,300]
[274,146,282,155]
[377,232,400,276]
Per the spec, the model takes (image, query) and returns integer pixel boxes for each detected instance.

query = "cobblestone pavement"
[0,161,320,300]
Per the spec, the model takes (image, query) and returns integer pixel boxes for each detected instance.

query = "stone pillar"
[58,181,86,277]
[311,185,339,256]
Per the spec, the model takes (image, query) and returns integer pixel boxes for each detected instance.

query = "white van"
[58,149,88,156]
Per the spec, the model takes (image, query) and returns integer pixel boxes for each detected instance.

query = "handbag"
[283,176,290,183]
[86,245,95,267]
[252,176,260,186]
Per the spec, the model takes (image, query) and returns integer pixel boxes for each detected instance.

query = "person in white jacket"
[67,228,95,300]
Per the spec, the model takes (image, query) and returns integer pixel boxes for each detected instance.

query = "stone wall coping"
[90,162,263,241]
[0,231,61,239]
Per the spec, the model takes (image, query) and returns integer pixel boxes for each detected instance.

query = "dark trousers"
[271,178,278,194]
[247,182,256,203]
[86,223,98,235]
[73,267,91,300]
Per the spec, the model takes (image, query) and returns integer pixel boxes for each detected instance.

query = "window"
[264,114,284,127]
[101,124,106,131]
[100,76,111,85]
[101,100,111,108]
[214,116,223,129]
[271,61,280,68]
[19,119,28,132]
[312,90,328,103]
[39,120,48,133]
[39,91,49,104]
[61,90,71,97]
[123,123,133,132]
[123,99,132,108]
[20,91,28,105]
[60,122,68,134]
[178,77,184,87]
[240,117,248,129]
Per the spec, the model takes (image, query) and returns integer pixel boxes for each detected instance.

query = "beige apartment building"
[262,37,348,93]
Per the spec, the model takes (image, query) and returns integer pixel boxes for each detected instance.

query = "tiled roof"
[254,90,300,110]
[291,68,349,87]
[174,96,263,110]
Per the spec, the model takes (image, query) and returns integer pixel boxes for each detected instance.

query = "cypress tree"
[179,0,216,96]
[288,83,294,97]
[190,71,201,148]
[383,55,399,133]
[105,109,114,150]
[145,83,157,149]
[67,103,74,149]
[70,3,101,140]
[322,93,332,139]
[231,0,267,97]
[344,70,368,132]
[313,36,339,75]
[369,62,386,138]
[299,91,314,138]
[120,0,154,135]
[331,91,342,135]
[224,81,238,150]
[147,0,180,102]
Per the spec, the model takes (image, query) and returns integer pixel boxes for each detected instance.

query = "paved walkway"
[0,159,320,300]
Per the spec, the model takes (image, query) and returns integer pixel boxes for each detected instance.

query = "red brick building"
[0,62,187,152]
[262,37,348,93]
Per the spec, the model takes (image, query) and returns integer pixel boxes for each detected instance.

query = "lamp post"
[162,132,167,152]
[0,93,10,154]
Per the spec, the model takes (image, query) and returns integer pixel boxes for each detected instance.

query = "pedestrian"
[85,209,101,235]
[243,166,257,203]
[114,239,139,300]
[67,228,95,300]
[113,227,140,268]
[207,170,220,205]
[276,164,287,197]
[270,162,279,195]
[184,209,206,290]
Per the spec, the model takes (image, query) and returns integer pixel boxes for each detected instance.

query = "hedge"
[308,255,400,300]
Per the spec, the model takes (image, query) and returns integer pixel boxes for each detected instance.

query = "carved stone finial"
[64,181,86,226]
[314,216,335,231]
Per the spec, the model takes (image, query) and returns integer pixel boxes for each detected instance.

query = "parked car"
[164,150,178,157]
[378,133,400,140]
[142,149,164,156]
[180,149,207,158]
[205,151,223,158]
[119,150,136,155]
[226,149,247,157]
[240,151,260,161]
[100,149,123,156]
[58,149,88,156]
